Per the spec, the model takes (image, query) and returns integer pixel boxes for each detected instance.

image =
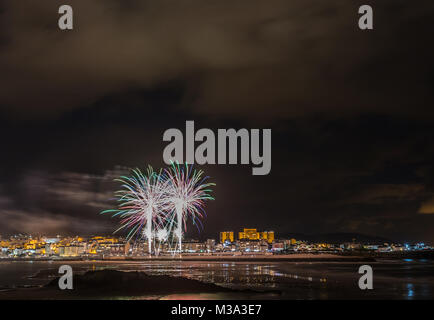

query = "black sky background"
[1,0,434,243]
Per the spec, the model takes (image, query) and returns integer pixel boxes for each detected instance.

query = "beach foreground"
[0,269,278,300]
[1,257,434,299]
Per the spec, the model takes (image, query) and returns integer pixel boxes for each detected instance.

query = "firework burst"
[163,162,215,252]
[101,166,171,254]
[102,163,215,255]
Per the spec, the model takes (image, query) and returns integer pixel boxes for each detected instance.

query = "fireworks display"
[102,163,215,254]
[163,162,216,252]
[101,166,171,254]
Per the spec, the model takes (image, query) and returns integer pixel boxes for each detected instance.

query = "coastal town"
[0,228,431,259]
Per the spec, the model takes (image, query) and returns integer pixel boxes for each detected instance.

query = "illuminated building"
[239,228,259,240]
[272,242,284,252]
[124,242,131,255]
[238,228,274,243]
[206,239,216,252]
[182,241,206,253]
[220,231,234,243]
[261,231,274,244]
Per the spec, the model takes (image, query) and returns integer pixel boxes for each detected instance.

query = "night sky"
[1,0,434,243]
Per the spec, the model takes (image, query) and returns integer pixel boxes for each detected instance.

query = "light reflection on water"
[0,259,433,299]
[406,283,414,299]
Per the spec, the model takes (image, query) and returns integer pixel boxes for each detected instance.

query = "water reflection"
[406,283,414,299]
[1,259,434,299]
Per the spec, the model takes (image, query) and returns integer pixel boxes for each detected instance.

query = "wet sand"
[0,269,277,300]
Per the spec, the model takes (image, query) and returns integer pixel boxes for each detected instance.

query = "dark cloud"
[0,1,434,243]
[0,0,433,120]
[0,170,121,235]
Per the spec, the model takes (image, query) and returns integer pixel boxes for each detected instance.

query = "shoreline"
[0,253,375,262]
[2,250,433,263]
